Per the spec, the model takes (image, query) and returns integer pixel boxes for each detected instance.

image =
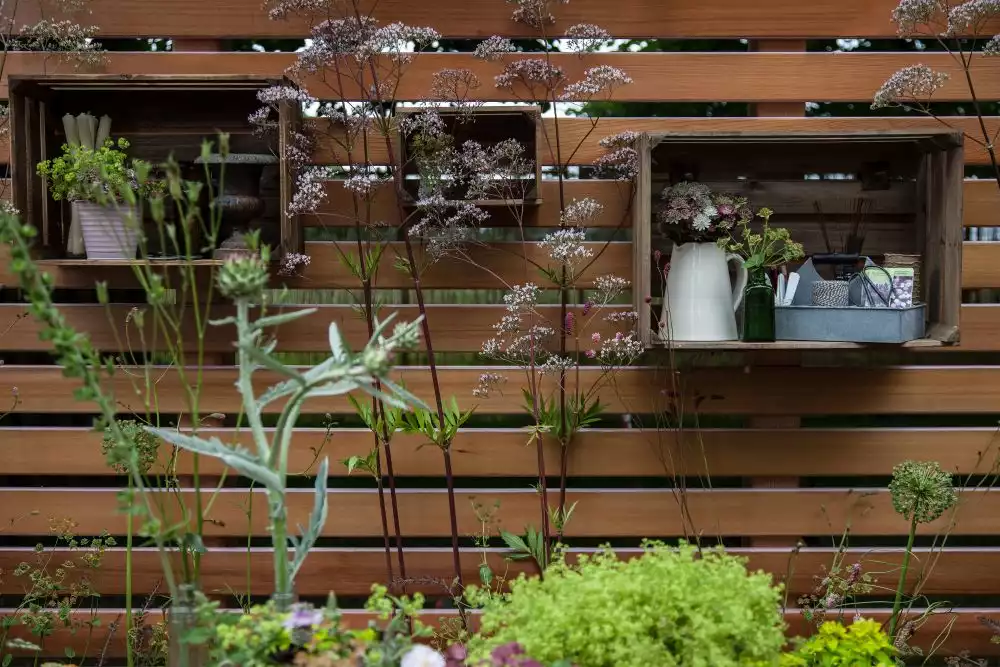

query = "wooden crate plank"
[8,365,1000,415]
[0,487,997,537]
[6,608,998,658]
[6,0,919,40]
[3,426,999,477]
[3,52,1000,102]
[1,546,994,597]
[0,303,629,353]
[961,242,1000,289]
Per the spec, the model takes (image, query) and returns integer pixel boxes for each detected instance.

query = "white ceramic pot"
[74,201,140,260]
[659,242,748,342]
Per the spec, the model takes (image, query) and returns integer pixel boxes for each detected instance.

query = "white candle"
[62,114,79,146]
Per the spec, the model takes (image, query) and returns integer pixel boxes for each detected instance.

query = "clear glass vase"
[168,584,207,667]
[741,268,776,342]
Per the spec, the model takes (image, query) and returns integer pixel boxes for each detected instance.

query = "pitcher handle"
[727,253,748,312]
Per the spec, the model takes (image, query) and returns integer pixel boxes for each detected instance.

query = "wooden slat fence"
[3,1,1000,663]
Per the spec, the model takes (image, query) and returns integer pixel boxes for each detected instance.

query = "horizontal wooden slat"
[1,546,994,597]
[7,0,923,40]
[8,608,998,658]
[0,487,996,537]
[0,241,630,289]
[0,303,628,353]
[312,118,1000,167]
[2,239,994,290]
[2,427,998,477]
[7,365,1000,415]
[5,52,1000,102]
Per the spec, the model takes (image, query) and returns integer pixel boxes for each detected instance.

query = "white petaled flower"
[343,173,382,199]
[473,372,507,398]
[604,310,639,324]
[474,35,516,61]
[598,331,644,366]
[599,131,640,149]
[540,355,575,375]
[561,197,605,227]
[560,65,632,100]
[891,0,942,33]
[985,35,1000,55]
[564,23,611,55]
[401,645,446,667]
[594,274,629,301]
[541,227,593,265]
[594,147,639,181]
[872,64,949,108]
[257,85,316,106]
[288,169,327,216]
[495,58,566,91]
[946,0,1000,34]
[504,283,541,314]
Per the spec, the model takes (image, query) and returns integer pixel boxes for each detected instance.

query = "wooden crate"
[8,74,303,262]
[396,105,543,206]
[633,130,964,350]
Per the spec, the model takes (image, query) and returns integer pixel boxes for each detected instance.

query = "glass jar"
[741,267,776,342]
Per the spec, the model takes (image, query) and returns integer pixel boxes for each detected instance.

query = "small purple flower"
[283,605,323,631]
[582,300,593,316]
[585,349,596,359]
[564,311,575,334]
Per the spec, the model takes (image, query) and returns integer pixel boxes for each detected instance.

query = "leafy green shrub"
[36,138,161,203]
[780,619,896,666]
[465,541,785,667]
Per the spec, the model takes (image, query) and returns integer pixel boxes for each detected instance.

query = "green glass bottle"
[741,267,776,342]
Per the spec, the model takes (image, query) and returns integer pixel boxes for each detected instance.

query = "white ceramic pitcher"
[659,242,748,342]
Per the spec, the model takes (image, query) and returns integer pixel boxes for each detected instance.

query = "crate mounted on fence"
[396,105,543,206]
[8,74,304,265]
[633,130,964,350]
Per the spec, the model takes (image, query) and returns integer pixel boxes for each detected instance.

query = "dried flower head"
[541,227,593,266]
[265,0,327,21]
[891,0,945,33]
[409,196,489,260]
[563,23,611,55]
[594,274,629,302]
[474,35,516,62]
[560,65,632,100]
[288,169,327,216]
[872,64,949,109]
[495,58,566,93]
[16,19,104,67]
[508,0,569,28]
[430,68,483,114]
[343,173,384,199]
[278,252,311,278]
[600,131,640,150]
[560,197,605,227]
[473,372,507,399]
[889,460,957,524]
[946,0,1000,34]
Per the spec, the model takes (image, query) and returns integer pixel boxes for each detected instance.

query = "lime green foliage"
[36,138,161,203]
[781,619,896,666]
[466,541,786,667]
[201,586,429,667]
[721,207,805,271]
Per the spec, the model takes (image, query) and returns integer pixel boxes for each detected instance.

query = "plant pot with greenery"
[37,137,161,260]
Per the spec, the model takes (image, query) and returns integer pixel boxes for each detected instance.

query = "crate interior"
[649,138,926,264]
[642,133,964,347]
[18,82,281,259]
[399,109,539,203]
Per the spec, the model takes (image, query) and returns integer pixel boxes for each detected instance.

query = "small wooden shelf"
[653,339,944,351]
[36,259,224,267]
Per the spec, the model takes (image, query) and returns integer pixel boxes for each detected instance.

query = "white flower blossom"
[540,355,575,375]
[563,23,611,55]
[872,64,949,109]
[541,227,593,265]
[474,35,516,61]
[598,331,643,366]
[946,0,1000,34]
[343,173,383,199]
[560,197,604,227]
[559,65,632,101]
[401,645,445,667]
[594,274,629,301]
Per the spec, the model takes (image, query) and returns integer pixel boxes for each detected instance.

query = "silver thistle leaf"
[145,427,282,493]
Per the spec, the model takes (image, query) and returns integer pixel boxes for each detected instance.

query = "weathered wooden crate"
[633,130,964,350]
[396,105,543,205]
[8,74,303,263]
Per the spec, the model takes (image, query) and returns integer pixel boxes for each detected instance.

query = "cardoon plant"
[147,242,426,602]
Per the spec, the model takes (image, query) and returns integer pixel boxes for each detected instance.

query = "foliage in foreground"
[464,541,786,667]
[780,619,896,667]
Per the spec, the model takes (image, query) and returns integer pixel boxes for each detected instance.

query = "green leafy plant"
[36,138,162,203]
[0,521,114,665]
[146,249,426,601]
[721,207,805,271]
[466,541,785,667]
[187,585,430,667]
[780,619,896,667]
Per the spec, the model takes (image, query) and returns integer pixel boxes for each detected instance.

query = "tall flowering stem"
[875,0,1000,191]
[476,1,636,548]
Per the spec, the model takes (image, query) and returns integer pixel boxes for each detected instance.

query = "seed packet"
[887,267,915,309]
